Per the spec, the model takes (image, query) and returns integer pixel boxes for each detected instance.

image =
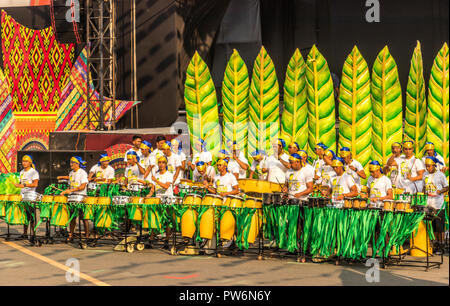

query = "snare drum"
[21,191,42,202]
[183,193,203,206]
[244,197,263,209]
[223,195,244,208]
[68,194,86,203]
[383,200,395,211]
[112,196,129,206]
[201,194,224,206]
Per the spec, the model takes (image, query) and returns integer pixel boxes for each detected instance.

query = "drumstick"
[50,185,64,192]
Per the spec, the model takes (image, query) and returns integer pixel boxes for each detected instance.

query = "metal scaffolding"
[85,0,116,130]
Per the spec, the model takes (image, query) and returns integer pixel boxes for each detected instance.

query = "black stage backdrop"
[1,0,448,128]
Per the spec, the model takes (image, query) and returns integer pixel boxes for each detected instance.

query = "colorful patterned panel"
[56,46,140,131]
[0,68,16,173]
[14,112,56,151]
[1,10,75,112]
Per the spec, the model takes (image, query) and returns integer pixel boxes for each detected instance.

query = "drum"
[383,200,395,211]
[50,201,70,227]
[395,200,410,212]
[238,179,271,194]
[223,195,243,208]
[352,198,361,209]
[270,193,284,205]
[360,186,369,198]
[129,184,142,192]
[112,196,130,206]
[5,201,28,225]
[344,198,353,209]
[201,194,224,206]
[84,197,98,205]
[41,195,54,203]
[68,194,86,203]
[181,208,198,238]
[87,182,98,191]
[359,198,367,208]
[368,200,382,209]
[183,193,202,206]
[394,188,405,195]
[129,197,144,221]
[144,197,161,205]
[0,195,8,217]
[270,182,283,193]
[220,210,236,241]
[8,194,22,202]
[53,195,68,203]
[131,197,144,204]
[22,191,42,202]
[97,197,111,205]
[287,198,306,206]
[245,211,261,244]
[410,221,432,257]
[244,197,263,209]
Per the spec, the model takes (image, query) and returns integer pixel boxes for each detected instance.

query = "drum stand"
[381,214,443,272]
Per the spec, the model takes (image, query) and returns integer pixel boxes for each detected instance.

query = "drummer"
[205,159,239,197]
[423,156,449,242]
[298,150,315,182]
[13,155,39,240]
[88,154,115,183]
[192,161,215,184]
[162,141,182,185]
[339,147,366,191]
[422,142,447,173]
[140,140,154,180]
[124,135,143,162]
[188,138,213,171]
[171,139,187,181]
[315,148,336,186]
[58,156,89,241]
[279,141,300,169]
[396,140,425,194]
[323,157,358,206]
[149,155,174,197]
[282,153,314,201]
[227,140,249,179]
[366,161,393,206]
[123,151,147,189]
[383,142,404,188]
[148,155,174,248]
[266,138,290,184]
[249,150,269,180]
[150,135,167,159]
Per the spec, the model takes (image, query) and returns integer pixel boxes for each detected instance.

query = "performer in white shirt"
[124,135,143,162]
[396,140,425,194]
[171,139,187,181]
[228,140,249,179]
[249,150,269,180]
[339,147,366,191]
[139,140,154,180]
[58,156,89,241]
[267,138,290,184]
[13,155,39,239]
[188,138,213,171]
[282,153,314,201]
[423,156,449,242]
[162,141,181,184]
[88,154,115,183]
[315,148,336,186]
[205,159,239,197]
[192,161,216,184]
[383,142,404,188]
[123,151,146,188]
[150,135,166,159]
[422,142,448,173]
[298,150,315,182]
[366,160,393,207]
[323,157,358,207]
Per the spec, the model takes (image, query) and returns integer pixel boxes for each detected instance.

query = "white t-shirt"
[250,156,269,180]
[193,166,216,183]
[267,153,290,184]
[397,156,425,193]
[424,171,448,209]
[367,175,392,206]
[344,159,364,191]
[314,158,335,185]
[69,168,89,195]
[125,164,143,186]
[176,151,187,180]
[214,172,238,193]
[422,154,446,172]
[124,148,142,162]
[228,151,249,179]
[166,153,182,184]
[89,165,115,180]
[327,173,356,206]
[192,151,213,164]
[19,168,39,193]
[285,168,313,200]
[302,163,315,183]
[388,155,405,187]
[151,170,174,196]
[150,148,163,159]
